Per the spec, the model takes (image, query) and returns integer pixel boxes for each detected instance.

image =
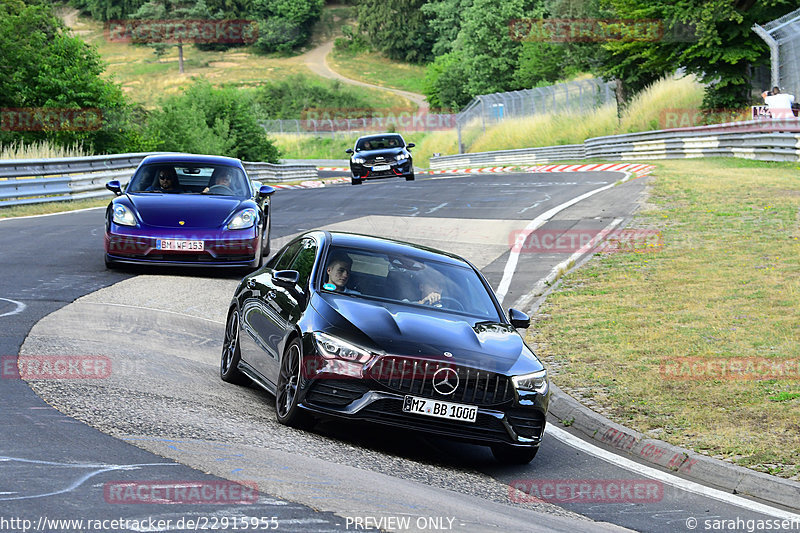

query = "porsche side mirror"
[258,185,276,198]
[272,270,300,288]
[508,308,530,329]
[106,180,122,196]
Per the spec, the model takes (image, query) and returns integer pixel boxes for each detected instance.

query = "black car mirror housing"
[508,308,530,329]
[345,148,354,154]
[406,143,415,149]
[106,180,122,196]
[272,270,300,288]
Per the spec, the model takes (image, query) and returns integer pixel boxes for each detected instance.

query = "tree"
[251,0,323,53]
[599,0,796,109]
[423,0,528,108]
[69,0,149,21]
[128,0,214,74]
[0,0,141,153]
[357,0,435,63]
[146,80,281,162]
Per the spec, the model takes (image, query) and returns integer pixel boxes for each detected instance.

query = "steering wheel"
[435,297,464,311]
[207,184,235,195]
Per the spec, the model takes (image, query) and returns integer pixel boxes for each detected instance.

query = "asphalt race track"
[2,171,798,532]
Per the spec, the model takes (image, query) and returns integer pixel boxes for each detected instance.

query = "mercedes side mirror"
[508,308,530,329]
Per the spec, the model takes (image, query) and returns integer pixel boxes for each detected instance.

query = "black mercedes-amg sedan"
[345,133,415,185]
[220,231,549,463]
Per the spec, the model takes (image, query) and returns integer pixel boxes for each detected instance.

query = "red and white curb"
[428,163,655,177]
[271,177,349,189]
[317,167,350,172]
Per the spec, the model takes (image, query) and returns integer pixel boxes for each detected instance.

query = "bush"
[146,81,280,162]
[252,75,378,119]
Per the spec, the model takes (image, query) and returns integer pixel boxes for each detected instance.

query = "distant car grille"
[367,356,515,407]
[358,399,513,443]
[365,157,392,165]
[305,380,371,407]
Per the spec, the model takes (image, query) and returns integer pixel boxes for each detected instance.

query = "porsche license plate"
[372,164,391,171]
[402,395,477,423]
[157,239,204,251]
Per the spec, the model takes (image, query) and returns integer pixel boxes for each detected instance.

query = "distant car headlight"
[511,369,548,394]
[395,153,408,161]
[228,208,257,230]
[112,204,136,226]
[313,332,372,363]
[352,157,366,164]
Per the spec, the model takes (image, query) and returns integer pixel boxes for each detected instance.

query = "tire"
[351,177,363,185]
[104,255,116,270]
[405,172,415,181]
[491,444,538,465]
[275,338,313,429]
[220,309,251,386]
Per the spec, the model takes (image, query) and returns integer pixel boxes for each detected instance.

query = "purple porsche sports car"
[104,154,275,269]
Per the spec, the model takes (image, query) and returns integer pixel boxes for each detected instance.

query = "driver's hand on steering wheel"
[418,291,442,306]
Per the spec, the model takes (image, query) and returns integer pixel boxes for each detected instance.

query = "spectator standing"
[761,87,795,119]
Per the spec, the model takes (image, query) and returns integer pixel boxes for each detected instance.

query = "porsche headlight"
[352,157,366,164]
[313,332,372,363]
[511,369,548,394]
[228,208,257,230]
[112,204,136,226]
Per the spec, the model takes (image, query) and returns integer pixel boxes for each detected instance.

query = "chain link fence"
[753,7,800,95]
[455,79,616,153]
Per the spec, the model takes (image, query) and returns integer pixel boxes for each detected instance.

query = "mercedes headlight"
[313,332,372,363]
[395,153,408,161]
[511,370,548,394]
[352,157,366,164]
[228,208,257,230]
[112,204,137,226]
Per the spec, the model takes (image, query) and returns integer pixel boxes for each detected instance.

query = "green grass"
[531,158,800,480]
[328,49,428,96]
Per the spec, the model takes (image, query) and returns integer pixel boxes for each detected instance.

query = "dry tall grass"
[1,141,89,160]
[467,75,704,153]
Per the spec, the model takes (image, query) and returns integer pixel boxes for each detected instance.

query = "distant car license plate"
[372,164,391,171]
[402,395,477,423]
[156,239,204,251]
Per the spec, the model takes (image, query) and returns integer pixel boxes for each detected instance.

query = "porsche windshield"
[320,246,502,321]
[127,164,249,197]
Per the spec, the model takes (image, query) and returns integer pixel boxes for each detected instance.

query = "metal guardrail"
[0,153,318,207]
[429,119,800,169]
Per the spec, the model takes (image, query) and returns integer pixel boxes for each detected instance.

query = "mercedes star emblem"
[432,367,459,395]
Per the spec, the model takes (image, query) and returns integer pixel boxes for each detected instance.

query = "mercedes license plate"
[402,395,477,423]
[372,164,391,171]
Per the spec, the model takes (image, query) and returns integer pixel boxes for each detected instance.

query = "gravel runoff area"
[20,275,600,531]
